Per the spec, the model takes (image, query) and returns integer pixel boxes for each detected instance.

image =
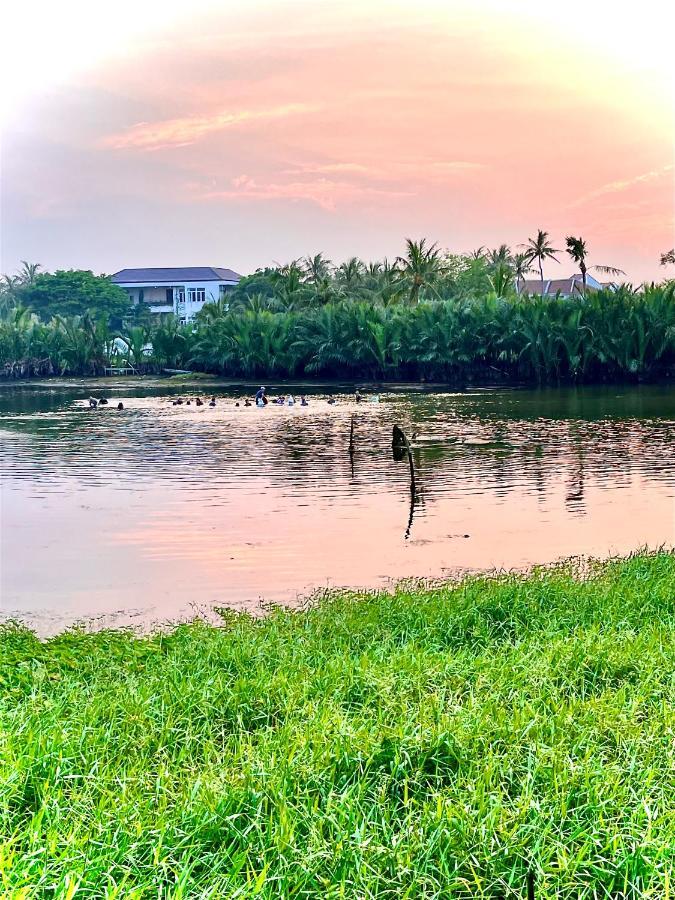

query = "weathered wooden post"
[392,425,415,494]
[349,415,355,454]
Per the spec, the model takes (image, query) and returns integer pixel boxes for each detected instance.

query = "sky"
[1,0,674,282]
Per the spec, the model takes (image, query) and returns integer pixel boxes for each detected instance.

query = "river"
[1,380,673,634]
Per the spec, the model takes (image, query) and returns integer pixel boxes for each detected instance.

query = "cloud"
[102,102,322,151]
[428,161,484,172]
[198,174,414,210]
[568,165,674,208]
[283,159,485,181]
[282,162,372,176]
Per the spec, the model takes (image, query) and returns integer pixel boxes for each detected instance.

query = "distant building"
[111,267,241,323]
[520,273,607,298]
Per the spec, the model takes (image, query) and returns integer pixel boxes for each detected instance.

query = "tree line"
[1,236,674,383]
[1,284,673,384]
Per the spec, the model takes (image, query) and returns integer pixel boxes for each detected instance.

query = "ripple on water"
[1,384,674,633]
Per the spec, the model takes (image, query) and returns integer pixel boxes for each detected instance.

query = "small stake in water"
[392,425,416,494]
[349,415,355,454]
[393,425,419,539]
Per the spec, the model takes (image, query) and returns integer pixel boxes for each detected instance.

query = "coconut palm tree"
[523,230,560,297]
[565,236,625,292]
[660,249,675,267]
[513,253,534,295]
[336,257,365,296]
[396,239,443,305]
[487,245,512,268]
[302,253,332,283]
[18,261,42,286]
[0,275,24,318]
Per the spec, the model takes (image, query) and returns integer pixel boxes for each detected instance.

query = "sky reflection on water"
[1,382,673,634]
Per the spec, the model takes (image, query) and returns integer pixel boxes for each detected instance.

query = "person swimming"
[355,390,362,403]
[195,398,203,406]
[286,395,295,406]
[327,397,336,405]
[244,398,252,407]
[209,397,216,407]
[99,397,108,406]
[300,395,308,406]
[117,402,124,410]
[255,386,266,406]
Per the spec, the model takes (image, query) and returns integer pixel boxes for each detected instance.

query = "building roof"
[521,273,613,296]
[111,266,241,284]
[522,275,586,296]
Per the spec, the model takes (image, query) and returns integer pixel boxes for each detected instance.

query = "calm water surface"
[1,381,673,634]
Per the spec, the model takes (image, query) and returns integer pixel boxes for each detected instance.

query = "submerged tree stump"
[392,425,416,494]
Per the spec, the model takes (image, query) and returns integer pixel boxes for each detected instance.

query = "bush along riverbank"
[1,284,674,384]
[1,553,674,897]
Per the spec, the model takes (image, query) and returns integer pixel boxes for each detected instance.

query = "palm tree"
[18,261,42,286]
[565,236,625,292]
[302,253,332,283]
[660,249,675,267]
[0,276,21,319]
[523,230,560,297]
[488,263,514,299]
[119,325,150,372]
[336,257,365,296]
[396,239,443,305]
[513,253,533,295]
[487,245,512,268]
[197,296,230,322]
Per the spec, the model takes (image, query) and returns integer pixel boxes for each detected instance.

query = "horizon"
[2,0,673,283]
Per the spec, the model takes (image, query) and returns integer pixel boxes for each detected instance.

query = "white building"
[111,266,241,323]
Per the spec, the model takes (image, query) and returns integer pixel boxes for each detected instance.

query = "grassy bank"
[1,555,674,898]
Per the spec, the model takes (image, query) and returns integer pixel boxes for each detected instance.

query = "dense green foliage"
[2,268,130,325]
[1,246,673,382]
[1,284,673,382]
[1,554,673,896]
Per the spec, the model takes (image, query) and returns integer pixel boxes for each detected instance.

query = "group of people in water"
[252,387,309,407]
[250,387,376,407]
[89,388,378,412]
[172,396,216,407]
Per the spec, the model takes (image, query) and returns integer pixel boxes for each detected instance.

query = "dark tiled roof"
[111,266,241,283]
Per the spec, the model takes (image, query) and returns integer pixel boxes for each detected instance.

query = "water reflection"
[1,382,674,634]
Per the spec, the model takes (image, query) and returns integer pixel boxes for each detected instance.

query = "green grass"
[1,554,674,898]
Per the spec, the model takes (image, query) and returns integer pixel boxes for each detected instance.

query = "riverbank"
[1,554,673,896]
[2,286,674,385]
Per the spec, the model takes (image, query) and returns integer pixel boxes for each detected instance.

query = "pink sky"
[2,0,673,282]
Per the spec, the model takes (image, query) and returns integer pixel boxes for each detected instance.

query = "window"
[188,288,206,303]
[166,288,173,303]
[219,284,234,297]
